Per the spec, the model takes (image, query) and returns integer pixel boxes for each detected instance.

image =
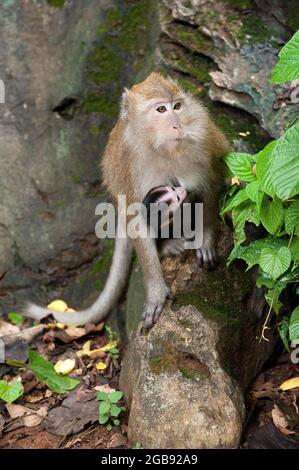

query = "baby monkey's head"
[143,185,187,233]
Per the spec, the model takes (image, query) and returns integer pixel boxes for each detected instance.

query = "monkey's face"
[144,99,184,151]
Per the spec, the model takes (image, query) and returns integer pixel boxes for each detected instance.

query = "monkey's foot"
[196,244,217,269]
[143,288,173,329]
[160,238,185,258]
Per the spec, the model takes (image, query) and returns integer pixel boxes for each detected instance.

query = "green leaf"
[109,391,123,403]
[260,197,284,235]
[255,141,277,197]
[229,236,287,267]
[265,284,284,315]
[97,391,108,402]
[224,152,256,182]
[246,180,264,212]
[232,201,256,245]
[5,359,27,368]
[106,423,112,431]
[259,246,292,280]
[289,306,299,343]
[113,419,120,426]
[110,404,122,417]
[285,200,299,234]
[271,31,299,83]
[278,317,290,352]
[221,189,249,215]
[99,401,111,415]
[271,124,299,200]
[290,237,299,264]
[0,380,24,404]
[256,270,275,289]
[7,312,24,326]
[28,350,80,394]
[99,413,109,425]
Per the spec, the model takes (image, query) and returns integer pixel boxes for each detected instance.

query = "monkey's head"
[143,185,187,231]
[120,72,207,154]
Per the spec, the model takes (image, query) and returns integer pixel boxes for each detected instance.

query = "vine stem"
[259,296,274,343]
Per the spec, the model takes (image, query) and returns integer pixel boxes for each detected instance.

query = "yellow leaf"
[99,341,117,352]
[231,177,241,186]
[66,308,76,313]
[280,377,299,391]
[47,323,66,329]
[65,326,86,339]
[76,340,92,357]
[54,358,76,375]
[47,300,68,313]
[96,362,107,371]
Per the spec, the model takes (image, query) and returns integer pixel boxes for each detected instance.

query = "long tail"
[24,236,133,325]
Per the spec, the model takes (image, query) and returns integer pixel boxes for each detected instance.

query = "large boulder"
[120,225,276,448]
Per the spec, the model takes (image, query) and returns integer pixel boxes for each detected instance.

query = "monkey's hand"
[196,240,217,269]
[143,285,173,329]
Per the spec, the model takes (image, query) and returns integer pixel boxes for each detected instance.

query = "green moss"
[175,292,239,325]
[149,342,210,380]
[88,47,123,85]
[178,78,207,98]
[90,239,114,290]
[286,0,299,32]
[223,0,253,10]
[171,24,214,55]
[178,318,194,329]
[90,125,106,137]
[47,0,65,7]
[205,100,270,153]
[82,93,119,117]
[236,13,272,44]
[83,1,158,124]
[175,55,212,83]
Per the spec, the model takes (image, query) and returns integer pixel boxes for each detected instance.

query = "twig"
[259,297,274,343]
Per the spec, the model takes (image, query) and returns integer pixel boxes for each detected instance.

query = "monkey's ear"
[120,88,131,120]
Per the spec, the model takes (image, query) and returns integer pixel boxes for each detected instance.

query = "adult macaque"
[25,73,230,328]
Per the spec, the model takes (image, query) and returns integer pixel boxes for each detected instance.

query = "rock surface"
[0,0,158,314]
[120,305,245,449]
[121,225,276,448]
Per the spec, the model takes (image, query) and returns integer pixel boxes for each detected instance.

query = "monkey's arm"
[134,232,173,329]
[24,233,133,325]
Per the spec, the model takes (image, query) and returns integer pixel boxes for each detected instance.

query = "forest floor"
[0,314,298,449]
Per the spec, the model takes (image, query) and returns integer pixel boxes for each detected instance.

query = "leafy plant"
[6,350,80,395]
[0,379,24,404]
[104,325,120,360]
[28,350,80,394]
[97,390,125,430]
[221,33,299,346]
[7,312,24,326]
[134,442,143,449]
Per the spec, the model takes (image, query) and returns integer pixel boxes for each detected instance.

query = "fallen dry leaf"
[0,321,20,337]
[94,384,116,394]
[47,300,68,313]
[6,403,48,427]
[6,404,28,419]
[271,405,295,435]
[96,362,107,372]
[65,326,87,339]
[25,390,45,403]
[23,407,48,427]
[54,358,76,375]
[280,377,299,391]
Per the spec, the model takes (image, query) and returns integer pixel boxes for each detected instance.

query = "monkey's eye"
[173,102,181,110]
[156,105,167,113]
